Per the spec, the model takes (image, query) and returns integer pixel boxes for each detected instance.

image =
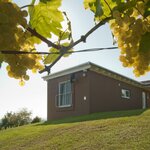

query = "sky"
[0,0,150,119]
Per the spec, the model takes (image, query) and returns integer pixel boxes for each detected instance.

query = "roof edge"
[42,61,149,90]
[42,62,91,81]
[89,62,142,86]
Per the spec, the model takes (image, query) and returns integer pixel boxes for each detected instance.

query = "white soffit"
[42,62,91,81]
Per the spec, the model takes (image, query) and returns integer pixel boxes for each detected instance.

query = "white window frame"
[57,80,72,108]
[121,89,130,99]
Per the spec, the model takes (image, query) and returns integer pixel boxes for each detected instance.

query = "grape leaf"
[84,0,95,10]
[44,42,73,64]
[84,0,102,18]
[95,0,103,17]
[44,48,59,64]
[100,0,126,20]
[29,0,64,38]
[84,0,123,21]
[59,31,70,40]
[40,0,51,3]
[61,42,73,57]
[28,0,36,17]
[62,12,73,41]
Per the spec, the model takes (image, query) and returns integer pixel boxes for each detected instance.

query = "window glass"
[60,83,65,94]
[121,89,130,99]
[57,81,72,107]
[66,82,71,93]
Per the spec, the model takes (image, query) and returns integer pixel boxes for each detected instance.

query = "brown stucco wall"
[89,71,147,113]
[47,71,90,120]
[146,91,150,108]
[47,69,150,120]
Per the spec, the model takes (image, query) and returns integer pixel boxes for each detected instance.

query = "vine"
[0,0,149,85]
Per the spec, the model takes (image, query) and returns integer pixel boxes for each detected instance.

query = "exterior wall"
[145,90,150,108]
[89,71,147,113]
[47,71,90,120]
[47,68,150,120]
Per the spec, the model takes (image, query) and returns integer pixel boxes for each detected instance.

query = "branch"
[26,27,60,49]
[1,46,117,74]
[20,5,34,9]
[39,54,63,74]
[68,17,111,48]
[39,17,112,74]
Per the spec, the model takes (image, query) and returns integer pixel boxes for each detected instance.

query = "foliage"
[109,1,150,76]
[0,109,150,149]
[0,0,150,84]
[31,116,42,123]
[29,0,64,38]
[0,0,43,85]
[44,43,73,64]
[0,108,32,130]
[84,0,150,76]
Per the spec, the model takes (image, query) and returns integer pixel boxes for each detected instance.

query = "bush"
[31,116,41,124]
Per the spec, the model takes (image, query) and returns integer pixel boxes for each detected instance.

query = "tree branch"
[39,17,112,74]
[20,5,34,9]
[68,17,111,49]
[1,46,117,74]
[26,27,60,49]
[39,54,63,74]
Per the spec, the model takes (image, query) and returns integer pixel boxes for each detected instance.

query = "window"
[57,81,72,107]
[121,89,130,99]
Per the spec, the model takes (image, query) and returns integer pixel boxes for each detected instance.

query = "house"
[43,62,150,120]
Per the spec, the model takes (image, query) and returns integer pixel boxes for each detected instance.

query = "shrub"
[31,116,41,124]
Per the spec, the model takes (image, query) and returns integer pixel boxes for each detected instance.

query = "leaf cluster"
[0,0,150,81]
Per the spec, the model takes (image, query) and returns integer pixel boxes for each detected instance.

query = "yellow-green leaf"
[29,0,64,38]
[60,32,70,40]
[44,42,73,64]
[61,42,73,57]
[44,48,59,64]
[83,0,124,21]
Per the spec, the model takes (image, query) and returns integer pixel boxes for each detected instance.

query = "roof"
[43,62,91,81]
[141,80,150,85]
[42,62,149,90]
[141,80,150,88]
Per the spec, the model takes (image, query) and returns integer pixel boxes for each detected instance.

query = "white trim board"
[42,62,91,81]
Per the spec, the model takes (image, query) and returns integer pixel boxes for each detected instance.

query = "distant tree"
[0,108,32,130]
[1,115,9,129]
[16,108,32,126]
[0,124,2,130]
[0,112,14,129]
[31,116,42,124]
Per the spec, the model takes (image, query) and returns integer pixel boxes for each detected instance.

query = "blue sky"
[0,0,150,119]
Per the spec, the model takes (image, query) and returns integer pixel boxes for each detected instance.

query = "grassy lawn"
[0,109,150,150]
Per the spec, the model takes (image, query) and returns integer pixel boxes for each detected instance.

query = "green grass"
[0,109,150,150]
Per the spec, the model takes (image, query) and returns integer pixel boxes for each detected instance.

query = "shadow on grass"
[36,109,147,126]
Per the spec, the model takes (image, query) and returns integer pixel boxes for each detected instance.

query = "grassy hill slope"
[0,109,150,150]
